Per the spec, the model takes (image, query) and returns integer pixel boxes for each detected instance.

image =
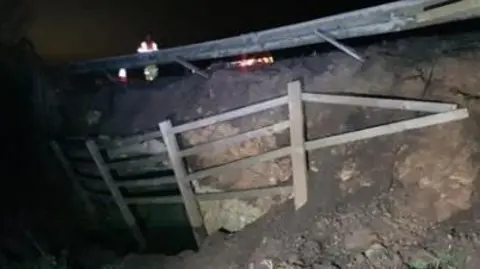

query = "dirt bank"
[78,32,480,268]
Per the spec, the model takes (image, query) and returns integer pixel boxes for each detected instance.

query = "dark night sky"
[26,0,394,62]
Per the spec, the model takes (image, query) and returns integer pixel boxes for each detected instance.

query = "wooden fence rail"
[171,96,288,134]
[301,93,457,112]
[52,80,468,251]
[178,120,290,157]
[85,140,147,250]
[51,130,175,251]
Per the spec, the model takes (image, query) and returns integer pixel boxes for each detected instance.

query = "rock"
[198,186,272,234]
[344,228,378,251]
[86,110,102,126]
[276,261,302,269]
[106,139,166,159]
[177,250,195,260]
[401,248,438,267]
[348,253,371,269]
[180,120,291,234]
[364,243,387,260]
[353,253,365,264]
[299,240,323,263]
[465,253,480,269]
[338,160,356,182]
[259,259,274,269]
[364,243,393,268]
[394,123,476,222]
[286,253,301,264]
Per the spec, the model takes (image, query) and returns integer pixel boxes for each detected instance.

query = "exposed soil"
[72,32,480,269]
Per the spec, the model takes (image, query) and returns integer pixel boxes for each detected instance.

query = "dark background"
[26,0,394,62]
[5,0,480,265]
[0,0,404,264]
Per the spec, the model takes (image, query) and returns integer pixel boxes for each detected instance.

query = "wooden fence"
[51,80,468,250]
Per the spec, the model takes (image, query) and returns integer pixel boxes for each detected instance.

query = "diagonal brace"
[314,30,365,62]
[175,57,210,78]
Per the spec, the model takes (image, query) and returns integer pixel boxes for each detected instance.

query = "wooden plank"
[172,96,288,134]
[100,130,165,150]
[77,172,175,193]
[197,185,293,201]
[73,162,103,177]
[66,131,165,155]
[89,192,115,202]
[183,109,467,189]
[77,176,108,191]
[74,155,170,177]
[70,141,167,164]
[159,120,207,245]
[288,81,308,210]
[116,176,177,188]
[65,136,87,141]
[84,176,175,192]
[180,120,290,157]
[126,185,293,204]
[127,196,183,205]
[50,141,97,223]
[106,141,167,160]
[302,93,458,112]
[85,140,146,250]
[108,154,169,170]
[305,108,469,151]
[184,146,291,182]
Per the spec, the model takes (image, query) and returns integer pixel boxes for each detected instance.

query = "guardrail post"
[85,140,146,251]
[159,120,207,248]
[288,80,308,210]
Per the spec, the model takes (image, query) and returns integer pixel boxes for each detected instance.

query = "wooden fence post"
[288,80,308,210]
[50,141,98,225]
[85,140,146,251]
[159,120,207,247]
